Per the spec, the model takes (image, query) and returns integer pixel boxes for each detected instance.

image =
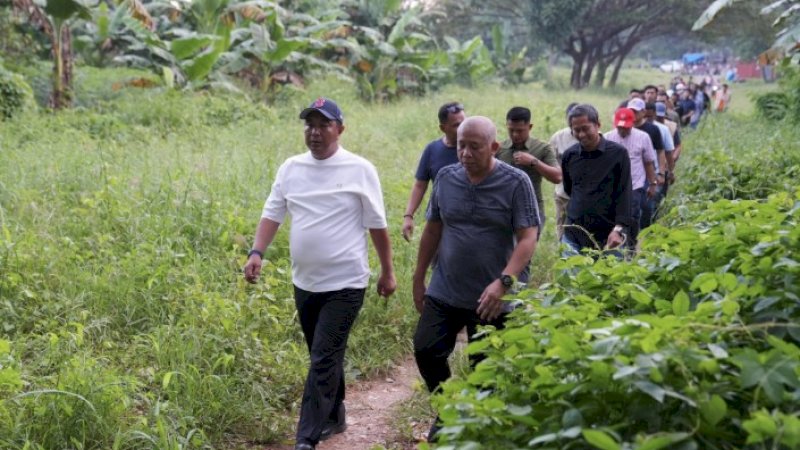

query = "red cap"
[614,108,635,128]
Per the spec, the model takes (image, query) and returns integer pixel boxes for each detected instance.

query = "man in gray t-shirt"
[412,116,539,442]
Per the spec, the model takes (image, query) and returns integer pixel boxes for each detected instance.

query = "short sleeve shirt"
[414,138,459,182]
[636,121,664,151]
[262,148,387,292]
[549,127,578,199]
[605,128,656,190]
[496,137,558,223]
[425,161,538,309]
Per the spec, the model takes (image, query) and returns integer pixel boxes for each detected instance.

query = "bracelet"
[403,214,414,219]
[248,249,263,258]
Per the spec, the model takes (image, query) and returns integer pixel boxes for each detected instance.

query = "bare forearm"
[404,180,429,216]
[369,228,394,274]
[666,150,676,172]
[657,149,666,175]
[536,163,563,184]
[413,221,442,280]
[252,218,281,252]
[645,161,656,183]
[502,227,538,277]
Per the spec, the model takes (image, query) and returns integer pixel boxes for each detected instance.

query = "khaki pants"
[555,195,569,240]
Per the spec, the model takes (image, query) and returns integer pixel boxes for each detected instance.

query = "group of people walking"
[242,86,688,449]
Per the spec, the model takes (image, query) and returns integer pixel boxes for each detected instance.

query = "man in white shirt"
[243,97,396,450]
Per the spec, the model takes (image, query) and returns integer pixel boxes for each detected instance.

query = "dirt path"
[264,357,423,450]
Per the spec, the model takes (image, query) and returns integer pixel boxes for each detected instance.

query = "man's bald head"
[456,116,500,179]
[458,116,496,145]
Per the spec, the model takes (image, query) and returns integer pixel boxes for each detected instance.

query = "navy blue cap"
[655,102,667,117]
[299,97,344,123]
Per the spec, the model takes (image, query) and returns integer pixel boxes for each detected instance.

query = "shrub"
[754,92,790,120]
[0,66,34,120]
[754,63,800,122]
[432,192,800,450]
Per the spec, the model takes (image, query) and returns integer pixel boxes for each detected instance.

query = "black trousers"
[294,285,365,445]
[630,187,646,247]
[413,295,508,393]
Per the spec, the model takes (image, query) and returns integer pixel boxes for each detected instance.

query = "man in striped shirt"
[605,108,659,248]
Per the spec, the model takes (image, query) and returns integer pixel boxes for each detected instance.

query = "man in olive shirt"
[496,106,562,227]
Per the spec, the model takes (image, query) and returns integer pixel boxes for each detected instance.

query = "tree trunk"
[608,44,636,88]
[594,61,609,87]
[582,48,598,87]
[569,54,585,90]
[12,0,73,109]
[608,54,624,88]
[52,24,73,109]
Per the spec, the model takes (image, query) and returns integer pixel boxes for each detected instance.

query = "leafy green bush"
[754,63,800,122]
[432,192,800,450]
[0,66,34,120]
[662,116,800,224]
[754,92,790,120]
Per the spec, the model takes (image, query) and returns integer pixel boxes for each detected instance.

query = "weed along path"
[265,357,422,450]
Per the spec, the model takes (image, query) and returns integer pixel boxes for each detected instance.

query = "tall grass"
[0,67,776,448]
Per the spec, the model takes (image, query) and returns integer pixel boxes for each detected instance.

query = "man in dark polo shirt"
[402,101,466,241]
[561,104,632,254]
[496,106,562,227]
[412,116,539,442]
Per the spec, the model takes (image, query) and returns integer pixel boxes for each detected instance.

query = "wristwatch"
[612,225,627,236]
[500,274,516,289]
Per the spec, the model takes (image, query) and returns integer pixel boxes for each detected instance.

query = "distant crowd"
[632,77,733,131]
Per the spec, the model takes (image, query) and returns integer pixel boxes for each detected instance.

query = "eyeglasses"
[444,103,464,114]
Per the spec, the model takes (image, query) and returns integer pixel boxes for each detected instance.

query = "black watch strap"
[248,249,264,258]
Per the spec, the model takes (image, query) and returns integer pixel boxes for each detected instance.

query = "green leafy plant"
[488,24,527,85]
[12,0,92,108]
[441,35,495,88]
[0,65,34,119]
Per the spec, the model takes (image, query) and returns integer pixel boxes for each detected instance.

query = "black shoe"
[320,420,347,441]
[320,403,347,441]
[294,443,315,450]
[427,417,442,443]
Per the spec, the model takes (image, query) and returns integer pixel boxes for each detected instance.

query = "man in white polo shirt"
[243,97,396,450]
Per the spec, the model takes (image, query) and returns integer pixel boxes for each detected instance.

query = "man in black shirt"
[561,104,632,255]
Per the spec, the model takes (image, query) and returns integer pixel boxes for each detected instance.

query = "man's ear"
[338,123,346,135]
[490,140,500,152]
[528,123,533,131]
[439,123,446,133]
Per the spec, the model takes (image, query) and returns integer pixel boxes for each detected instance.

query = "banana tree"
[111,0,240,89]
[694,0,800,56]
[489,24,527,85]
[330,5,441,102]
[218,6,347,91]
[12,0,92,109]
[442,35,495,88]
